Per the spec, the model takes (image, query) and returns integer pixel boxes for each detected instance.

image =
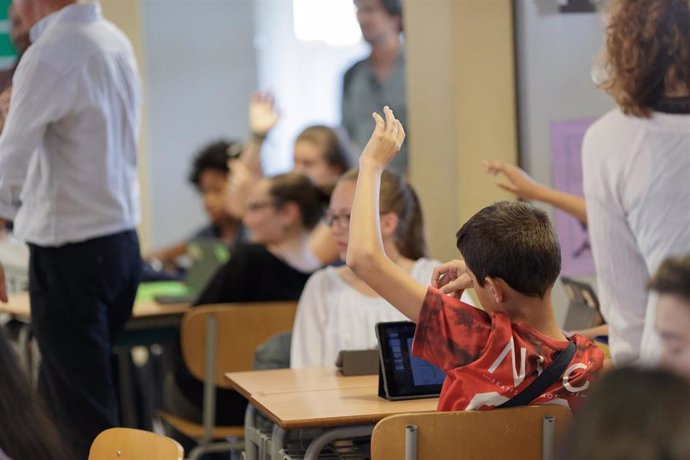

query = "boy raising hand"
[347,107,603,410]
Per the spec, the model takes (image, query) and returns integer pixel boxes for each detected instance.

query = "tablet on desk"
[376,321,445,400]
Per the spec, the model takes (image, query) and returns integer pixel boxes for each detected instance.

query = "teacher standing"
[0,1,142,457]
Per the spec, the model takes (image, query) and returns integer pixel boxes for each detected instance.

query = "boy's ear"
[380,212,398,238]
[484,277,505,304]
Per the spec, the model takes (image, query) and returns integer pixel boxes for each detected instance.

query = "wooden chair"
[371,405,573,460]
[88,427,183,460]
[159,301,297,460]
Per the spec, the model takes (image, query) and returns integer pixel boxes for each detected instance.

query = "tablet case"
[335,349,380,376]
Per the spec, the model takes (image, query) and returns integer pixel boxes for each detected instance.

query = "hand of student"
[249,91,279,138]
[360,106,405,170]
[432,259,473,299]
[0,262,7,303]
[482,160,544,200]
[226,158,259,219]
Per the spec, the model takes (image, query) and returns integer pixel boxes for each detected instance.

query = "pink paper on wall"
[549,118,596,276]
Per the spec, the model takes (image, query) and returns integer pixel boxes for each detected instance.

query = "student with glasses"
[290,168,473,368]
[164,172,327,449]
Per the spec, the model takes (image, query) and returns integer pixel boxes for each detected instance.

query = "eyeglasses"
[245,200,276,212]
[324,210,351,228]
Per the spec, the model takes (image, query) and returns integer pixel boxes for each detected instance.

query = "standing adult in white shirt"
[0,1,142,457]
[583,0,690,366]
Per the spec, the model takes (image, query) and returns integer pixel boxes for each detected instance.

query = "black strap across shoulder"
[497,340,577,409]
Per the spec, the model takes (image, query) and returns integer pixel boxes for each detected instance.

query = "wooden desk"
[2,290,188,321]
[226,367,374,400]
[225,368,438,460]
[0,290,189,427]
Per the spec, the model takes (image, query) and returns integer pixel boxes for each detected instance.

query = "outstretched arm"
[483,160,587,224]
[346,107,427,322]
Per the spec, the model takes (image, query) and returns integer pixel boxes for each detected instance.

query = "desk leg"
[115,348,137,427]
[270,425,287,460]
[244,404,259,460]
[16,322,34,383]
[303,425,375,460]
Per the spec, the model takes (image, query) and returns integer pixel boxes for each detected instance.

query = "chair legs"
[187,438,244,460]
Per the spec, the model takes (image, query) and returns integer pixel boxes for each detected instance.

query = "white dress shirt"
[583,108,690,366]
[0,3,141,246]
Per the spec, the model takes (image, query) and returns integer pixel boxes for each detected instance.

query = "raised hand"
[249,91,279,138]
[482,160,543,200]
[360,106,405,170]
[432,259,473,299]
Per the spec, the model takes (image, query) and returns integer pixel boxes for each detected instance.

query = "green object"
[136,281,190,301]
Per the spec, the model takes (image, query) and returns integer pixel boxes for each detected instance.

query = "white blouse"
[290,258,474,368]
[583,108,690,365]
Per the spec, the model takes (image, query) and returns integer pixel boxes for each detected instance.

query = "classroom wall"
[406,1,611,322]
[141,0,257,250]
[100,0,152,251]
[406,0,518,262]
[516,1,613,321]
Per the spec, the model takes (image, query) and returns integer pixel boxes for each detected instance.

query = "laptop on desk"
[152,239,229,304]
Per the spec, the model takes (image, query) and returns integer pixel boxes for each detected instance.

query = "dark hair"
[560,367,690,460]
[648,254,690,302]
[455,201,561,298]
[268,172,327,230]
[381,0,403,17]
[341,168,427,260]
[188,140,241,189]
[295,125,352,174]
[0,327,71,460]
[601,0,690,117]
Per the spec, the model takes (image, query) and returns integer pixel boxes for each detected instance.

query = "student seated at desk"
[225,93,352,265]
[347,107,604,410]
[146,140,246,276]
[165,172,326,438]
[649,253,690,382]
[291,168,473,368]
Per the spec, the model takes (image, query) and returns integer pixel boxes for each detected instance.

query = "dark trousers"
[28,230,141,460]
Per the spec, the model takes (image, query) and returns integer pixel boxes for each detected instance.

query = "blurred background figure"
[342,0,408,175]
[560,367,690,460]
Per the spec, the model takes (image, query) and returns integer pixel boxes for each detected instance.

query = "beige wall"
[100,0,151,252]
[406,0,517,261]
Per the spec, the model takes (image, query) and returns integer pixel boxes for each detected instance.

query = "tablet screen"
[377,321,445,399]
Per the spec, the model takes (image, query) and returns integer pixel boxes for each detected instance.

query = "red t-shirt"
[412,287,604,411]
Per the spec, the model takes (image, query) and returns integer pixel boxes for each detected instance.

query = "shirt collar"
[30,2,102,44]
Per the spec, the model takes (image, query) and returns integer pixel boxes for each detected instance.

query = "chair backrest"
[180,302,297,387]
[88,427,183,460]
[371,405,573,460]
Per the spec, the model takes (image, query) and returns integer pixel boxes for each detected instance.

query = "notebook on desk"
[376,321,446,401]
[152,239,229,304]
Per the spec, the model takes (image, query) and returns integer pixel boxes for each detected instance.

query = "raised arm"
[237,91,280,176]
[483,160,587,224]
[346,107,427,322]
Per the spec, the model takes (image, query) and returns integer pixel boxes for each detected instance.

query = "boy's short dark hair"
[648,254,690,302]
[188,140,241,190]
[381,0,402,17]
[456,201,561,298]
